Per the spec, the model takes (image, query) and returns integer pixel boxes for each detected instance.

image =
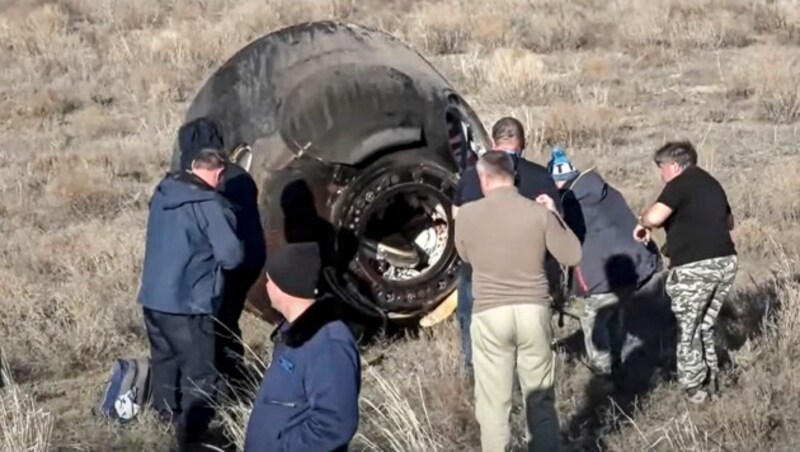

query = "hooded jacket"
[177,117,267,278]
[137,171,244,314]
[244,299,361,452]
[560,170,661,296]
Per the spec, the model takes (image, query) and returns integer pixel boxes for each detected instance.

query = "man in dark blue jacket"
[176,118,268,400]
[451,117,561,376]
[244,242,361,452]
[138,148,244,448]
[549,147,662,378]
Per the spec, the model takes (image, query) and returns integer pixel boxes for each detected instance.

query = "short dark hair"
[191,148,226,170]
[653,141,698,168]
[476,150,515,181]
[491,117,525,148]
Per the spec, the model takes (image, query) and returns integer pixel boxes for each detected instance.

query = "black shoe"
[685,386,709,404]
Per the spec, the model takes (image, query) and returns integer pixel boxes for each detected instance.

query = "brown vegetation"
[2,0,800,450]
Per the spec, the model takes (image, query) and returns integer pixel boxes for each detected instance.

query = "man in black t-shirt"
[451,117,561,376]
[635,141,737,404]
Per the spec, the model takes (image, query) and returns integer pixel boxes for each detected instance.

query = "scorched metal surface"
[171,21,490,325]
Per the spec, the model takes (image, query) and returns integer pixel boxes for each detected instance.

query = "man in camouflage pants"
[635,141,738,404]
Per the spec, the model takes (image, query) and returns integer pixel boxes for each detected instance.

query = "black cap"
[266,242,321,299]
[178,117,224,170]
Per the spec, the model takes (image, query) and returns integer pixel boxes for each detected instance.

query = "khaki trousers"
[471,304,559,452]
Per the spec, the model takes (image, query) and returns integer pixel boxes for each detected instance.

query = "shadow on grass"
[555,269,796,451]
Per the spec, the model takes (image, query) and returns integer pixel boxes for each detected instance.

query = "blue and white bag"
[93,358,151,424]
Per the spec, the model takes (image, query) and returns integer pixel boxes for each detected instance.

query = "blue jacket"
[244,300,361,452]
[560,170,661,296]
[138,172,244,314]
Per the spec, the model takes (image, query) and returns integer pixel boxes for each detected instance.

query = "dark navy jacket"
[137,172,244,314]
[454,151,562,211]
[244,300,361,452]
[217,162,267,277]
[560,170,661,296]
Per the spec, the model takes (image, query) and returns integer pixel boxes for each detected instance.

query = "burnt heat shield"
[172,21,490,324]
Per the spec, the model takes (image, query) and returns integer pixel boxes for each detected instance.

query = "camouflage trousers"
[666,255,738,390]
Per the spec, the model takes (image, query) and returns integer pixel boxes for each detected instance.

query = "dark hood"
[155,172,221,210]
[568,170,606,205]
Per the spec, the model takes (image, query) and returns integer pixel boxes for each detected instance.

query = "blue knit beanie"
[548,147,579,182]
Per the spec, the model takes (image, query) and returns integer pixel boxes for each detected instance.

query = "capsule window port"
[230,143,253,172]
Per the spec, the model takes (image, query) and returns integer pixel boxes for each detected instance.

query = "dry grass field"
[1,0,800,450]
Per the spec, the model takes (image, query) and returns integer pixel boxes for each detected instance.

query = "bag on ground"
[92,357,151,425]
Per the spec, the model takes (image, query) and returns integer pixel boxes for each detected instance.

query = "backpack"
[93,358,151,425]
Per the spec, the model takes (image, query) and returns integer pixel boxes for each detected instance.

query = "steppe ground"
[1,0,800,451]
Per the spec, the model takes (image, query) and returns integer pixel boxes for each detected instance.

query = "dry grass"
[3,0,800,450]
[0,361,55,452]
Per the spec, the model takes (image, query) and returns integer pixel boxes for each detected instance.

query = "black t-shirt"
[656,166,736,267]
[453,154,561,210]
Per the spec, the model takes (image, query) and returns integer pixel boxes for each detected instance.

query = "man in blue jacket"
[244,242,361,452]
[176,118,268,400]
[138,148,244,448]
[549,148,662,379]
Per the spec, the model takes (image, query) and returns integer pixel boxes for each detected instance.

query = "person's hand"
[633,224,651,244]
[536,194,557,213]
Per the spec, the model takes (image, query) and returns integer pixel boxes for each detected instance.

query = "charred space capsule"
[171,21,490,326]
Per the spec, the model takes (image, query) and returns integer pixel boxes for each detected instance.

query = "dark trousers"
[143,308,219,445]
[456,264,474,376]
[215,269,260,400]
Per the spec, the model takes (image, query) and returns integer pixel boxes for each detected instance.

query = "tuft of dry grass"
[723,47,800,123]
[753,0,800,45]
[356,368,450,452]
[613,0,754,51]
[0,363,55,452]
[538,103,623,147]
[605,252,800,451]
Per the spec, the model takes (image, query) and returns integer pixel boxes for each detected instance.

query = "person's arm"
[640,179,682,229]
[537,195,581,267]
[201,201,245,270]
[639,202,673,229]
[454,213,469,263]
[278,340,360,451]
[544,211,582,267]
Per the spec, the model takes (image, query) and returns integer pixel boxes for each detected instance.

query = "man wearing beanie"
[244,242,361,452]
[548,147,662,380]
